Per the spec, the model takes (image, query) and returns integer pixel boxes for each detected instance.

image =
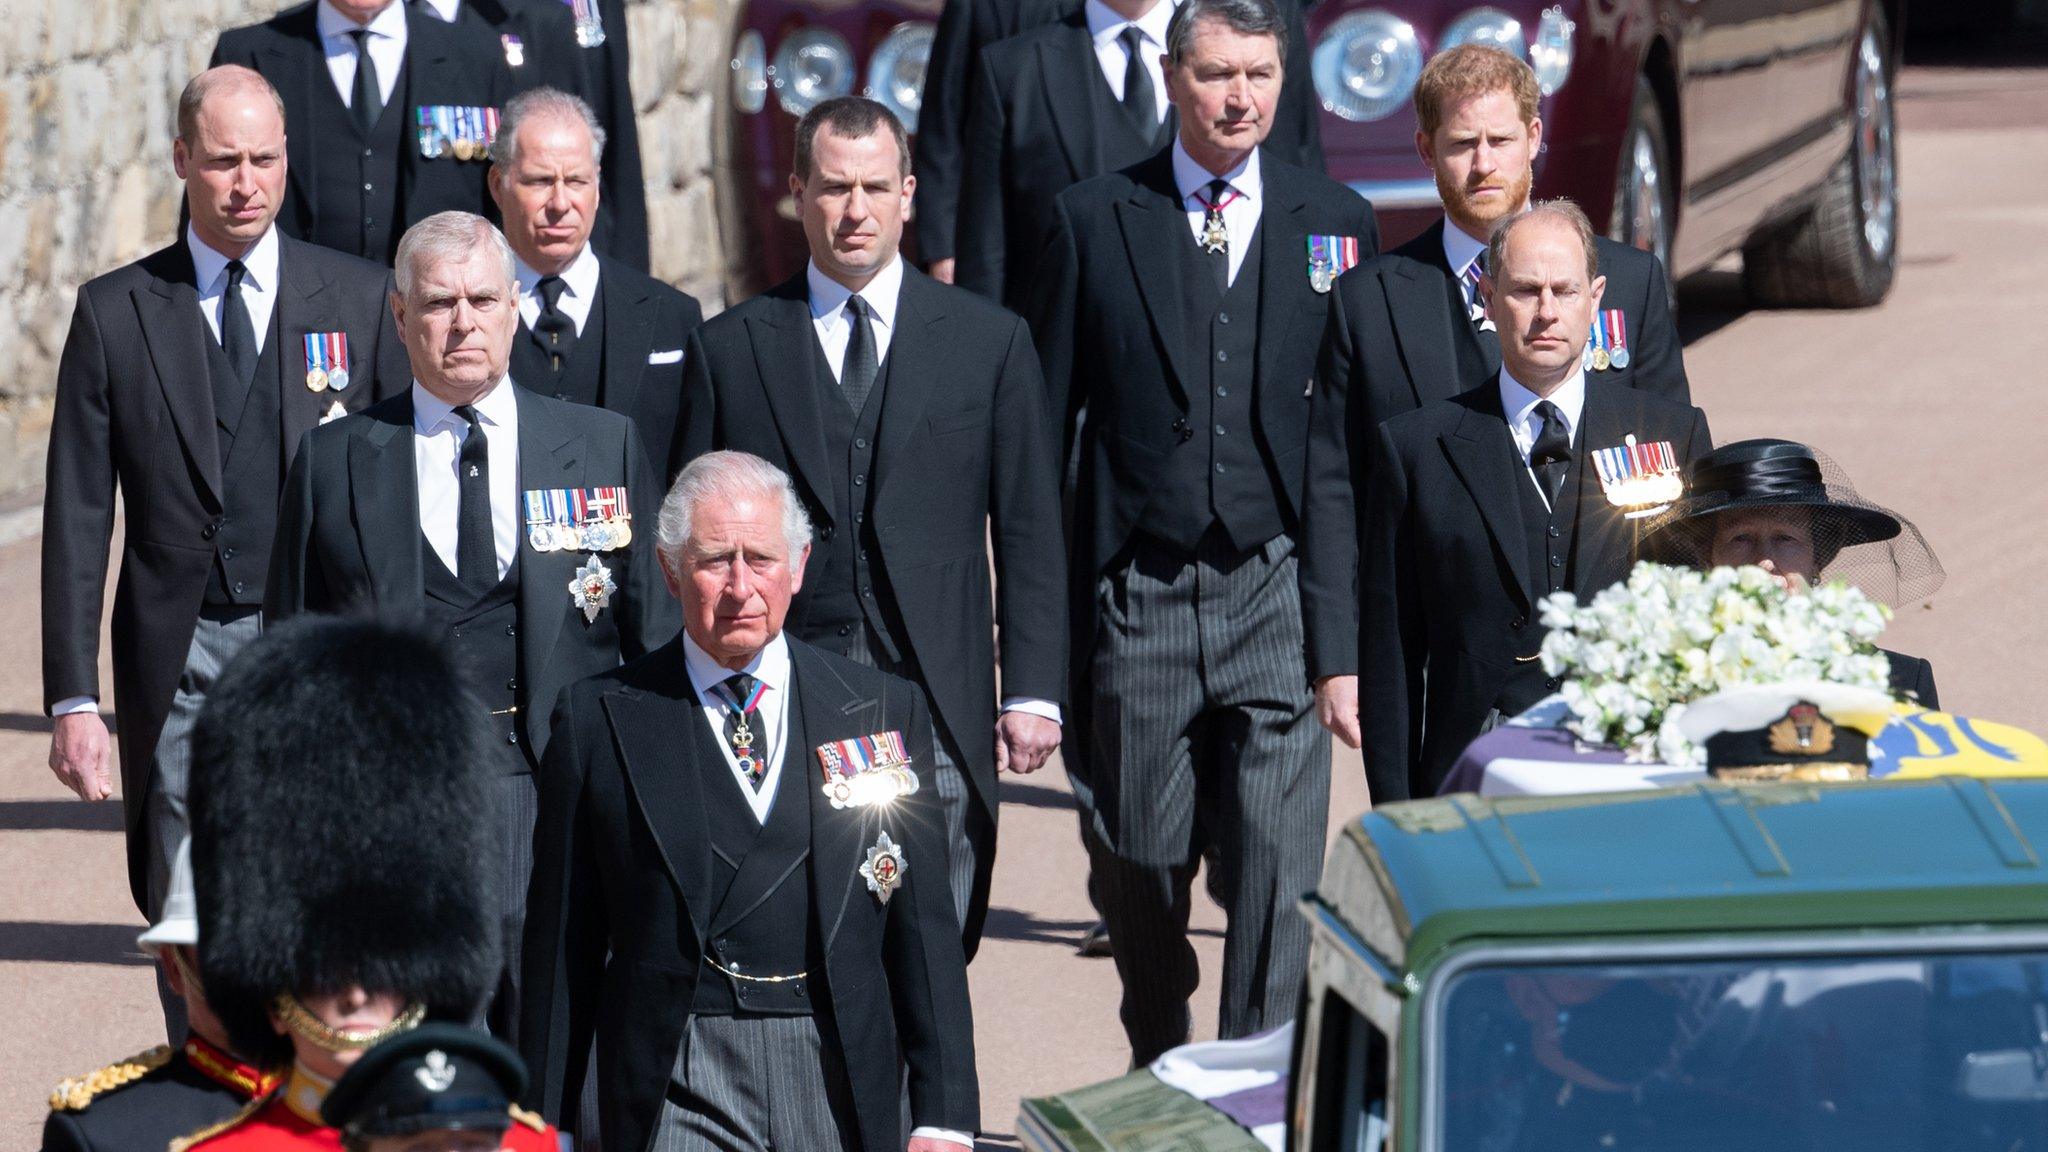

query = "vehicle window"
[1309,988,1390,1152]
[1436,952,2048,1152]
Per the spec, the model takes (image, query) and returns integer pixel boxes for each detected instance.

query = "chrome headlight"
[1530,6,1577,94]
[1438,8,1525,57]
[772,28,856,116]
[866,22,936,132]
[731,29,767,115]
[1313,12,1424,123]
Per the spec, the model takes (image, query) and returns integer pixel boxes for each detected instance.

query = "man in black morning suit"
[265,212,675,1036]
[1301,46,1690,752]
[489,88,702,481]
[1025,0,1376,1064]
[1359,203,1711,803]
[678,98,1068,959]
[520,452,979,1152]
[40,70,406,1033]
[211,0,511,264]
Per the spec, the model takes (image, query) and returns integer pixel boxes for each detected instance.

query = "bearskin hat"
[188,615,501,1062]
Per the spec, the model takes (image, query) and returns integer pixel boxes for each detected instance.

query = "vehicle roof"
[1319,778,2048,978]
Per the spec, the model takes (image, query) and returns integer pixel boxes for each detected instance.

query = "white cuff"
[909,1127,974,1149]
[51,696,100,716]
[999,696,1062,726]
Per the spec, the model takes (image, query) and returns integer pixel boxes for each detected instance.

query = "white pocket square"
[647,348,684,365]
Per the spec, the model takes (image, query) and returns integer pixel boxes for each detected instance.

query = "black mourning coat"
[1361,378,1711,802]
[40,236,406,911]
[264,387,677,761]
[1300,220,1690,684]
[518,637,980,1152]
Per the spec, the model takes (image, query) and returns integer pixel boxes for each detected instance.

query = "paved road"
[2,60,2044,1151]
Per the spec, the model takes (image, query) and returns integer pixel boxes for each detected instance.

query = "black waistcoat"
[200,304,285,606]
[511,280,608,407]
[789,340,908,662]
[421,542,531,774]
[691,698,817,1017]
[1497,447,1587,715]
[304,59,410,262]
[1139,220,1287,554]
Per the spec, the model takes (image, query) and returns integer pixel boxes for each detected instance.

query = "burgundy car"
[724,0,1899,306]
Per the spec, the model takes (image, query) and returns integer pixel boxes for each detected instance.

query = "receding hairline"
[178,67,286,146]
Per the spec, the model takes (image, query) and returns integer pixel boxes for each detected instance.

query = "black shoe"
[1077,921,1113,957]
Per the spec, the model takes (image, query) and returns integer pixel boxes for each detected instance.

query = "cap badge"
[1768,702,1836,757]
[415,1050,457,1093]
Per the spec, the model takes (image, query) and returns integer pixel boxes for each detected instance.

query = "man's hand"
[49,712,114,801]
[1316,675,1362,750]
[927,258,957,285]
[908,1138,971,1152]
[994,711,1061,775]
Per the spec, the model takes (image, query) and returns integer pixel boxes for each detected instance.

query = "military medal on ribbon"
[302,332,351,393]
[500,33,526,68]
[567,0,607,47]
[860,832,906,905]
[1305,234,1361,294]
[1592,434,1683,518]
[568,554,615,623]
[815,730,917,810]
[1584,309,1630,372]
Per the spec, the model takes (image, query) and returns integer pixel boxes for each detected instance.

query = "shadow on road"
[0,922,152,966]
[997,780,1078,811]
[982,905,1223,947]
[1676,270,1751,346]
[0,800,123,832]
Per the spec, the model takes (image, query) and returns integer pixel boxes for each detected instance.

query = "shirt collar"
[1442,218,1489,279]
[186,223,280,295]
[411,376,517,434]
[1172,139,1261,205]
[682,630,792,700]
[1499,366,1587,443]
[317,0,407,39]
[806,255,905,330]
[515,243,601,302]
[1086,0,1174,47]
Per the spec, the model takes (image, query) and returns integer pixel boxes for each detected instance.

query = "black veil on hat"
[1639,438,1945,608]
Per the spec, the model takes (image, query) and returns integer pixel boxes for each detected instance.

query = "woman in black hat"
[1639,438,1946,707]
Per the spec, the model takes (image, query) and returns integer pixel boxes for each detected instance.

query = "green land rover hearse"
[1021,778,2048,1151]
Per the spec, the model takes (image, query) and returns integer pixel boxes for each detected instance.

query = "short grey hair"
[1166,0,1288,72]
[393,212,517,298]
[656,451,815,564]
[489,86,607,169]
[1487,198,1601,285]
[178,65,285,146]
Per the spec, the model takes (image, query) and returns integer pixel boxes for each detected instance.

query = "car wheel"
[1742,11,1900,308]
[1610,80,1675,277]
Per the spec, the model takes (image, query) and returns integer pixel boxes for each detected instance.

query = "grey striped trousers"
[1086,531,1330,1065]
[650,1014,863,1152]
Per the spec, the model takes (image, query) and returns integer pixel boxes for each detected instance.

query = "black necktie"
[1529,399,1572,508]
[454,405,498,595]
[714,673,769,791]
[533,276,577,369]
[1118,26,1156,132]
[840,295,878,414]
[1199,178,1231,293]
[217,260,259,420]
[350,29,383,134]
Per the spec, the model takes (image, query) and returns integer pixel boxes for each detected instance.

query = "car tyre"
[1742,12,1900,308]
[1610,79,1675,279]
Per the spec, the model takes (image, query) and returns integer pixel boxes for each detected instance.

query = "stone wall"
[0,0,738,500]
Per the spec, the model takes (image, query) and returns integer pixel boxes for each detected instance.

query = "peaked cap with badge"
[187,615,502,1068]
[322,1023,556,1151]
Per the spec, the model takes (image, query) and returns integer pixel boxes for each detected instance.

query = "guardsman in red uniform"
[322,1023,560,1152]
[167,615,508,1152]
[42,838,281,1152]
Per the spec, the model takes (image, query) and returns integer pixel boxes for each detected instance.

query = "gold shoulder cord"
[509,1104,548,1132]
[49,1046,173,1111]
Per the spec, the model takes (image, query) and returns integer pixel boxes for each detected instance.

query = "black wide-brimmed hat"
[1640,439,1944,607]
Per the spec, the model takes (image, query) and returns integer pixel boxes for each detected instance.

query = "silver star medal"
[568,554,616,623]
[860,832,906,904]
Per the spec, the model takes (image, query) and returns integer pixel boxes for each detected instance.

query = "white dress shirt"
[413,379,521,582]
[1500,366,1586,509]
[682,630,795,825]
[1443,218,1490,318]
[807,256,904,379]
[1084,0,1174,122]
[1172,140,1262,287]
[318,0,408,110]
[190,223,280,355]
[516,245,602,338]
